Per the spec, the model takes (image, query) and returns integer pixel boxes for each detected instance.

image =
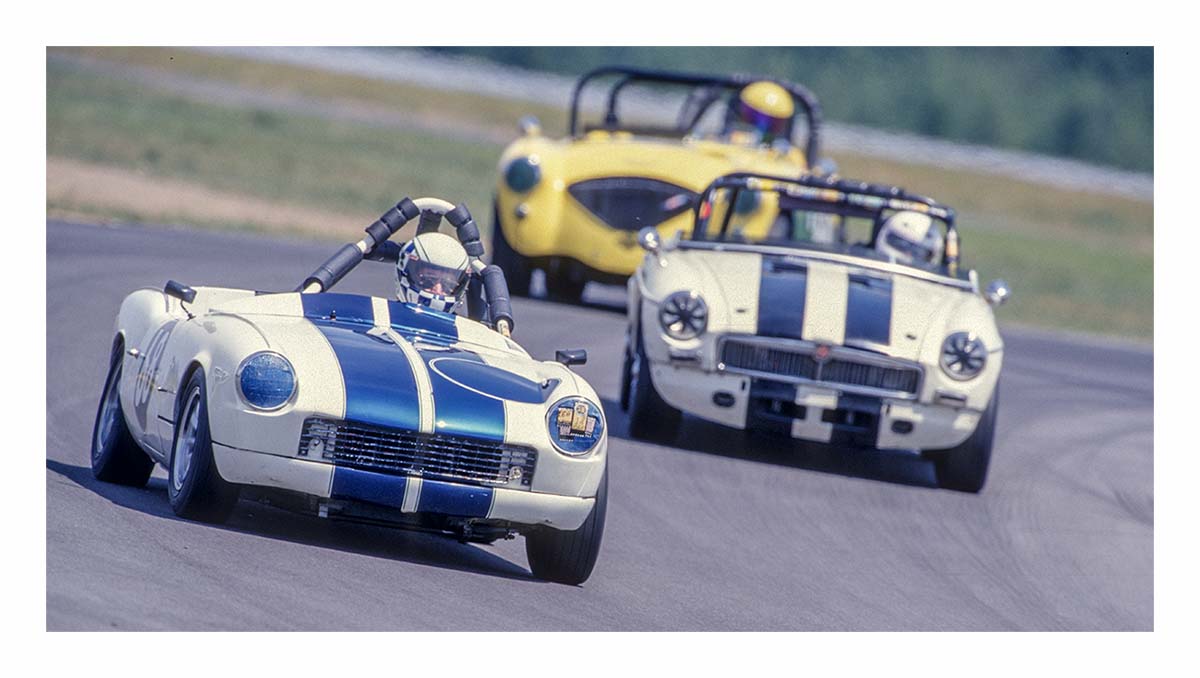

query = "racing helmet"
[733,81,795,141]
[396,232,471,312]
[874,211,945,266]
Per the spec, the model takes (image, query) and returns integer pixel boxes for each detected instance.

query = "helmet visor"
[736,100,790,137]
[885,231,937,263]
[404,258,469,297]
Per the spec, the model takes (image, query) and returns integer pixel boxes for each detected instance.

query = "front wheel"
[626,334,681,443]
[168,370,239,523]
[91,340,155,486]
[524,468,608,585]
[927,389,999,493]
[489,202,531,297]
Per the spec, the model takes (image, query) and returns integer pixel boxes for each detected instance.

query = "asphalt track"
[46,219,1153,630]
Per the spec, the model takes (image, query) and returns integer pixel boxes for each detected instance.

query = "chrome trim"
[675,240,976,291]
[716,335,924,400]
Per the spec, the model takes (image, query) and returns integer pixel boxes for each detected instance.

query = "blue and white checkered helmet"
[396,232,470,313]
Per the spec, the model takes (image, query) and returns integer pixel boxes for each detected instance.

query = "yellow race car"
[490,66,824,301]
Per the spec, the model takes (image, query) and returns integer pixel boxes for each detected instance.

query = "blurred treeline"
[428,47,1153,172]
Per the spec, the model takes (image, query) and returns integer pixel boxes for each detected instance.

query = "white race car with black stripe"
[90,198,608,584]
[621,174,1010,492]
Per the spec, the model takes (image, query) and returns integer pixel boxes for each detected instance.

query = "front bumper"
[211,445,596,531]
[649,362,982,451]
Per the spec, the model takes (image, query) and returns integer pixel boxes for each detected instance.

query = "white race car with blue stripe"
[90,198,608,584]
[622,173,1009,493]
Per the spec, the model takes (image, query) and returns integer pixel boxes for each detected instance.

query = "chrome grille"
[300,418,536,487]
[720,339,921,397]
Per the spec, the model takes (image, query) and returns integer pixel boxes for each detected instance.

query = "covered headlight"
[940,332,987,381]
[547,397,605,456]
[504,156,541,193]
[659,290,708,340]
[236,351,296,410]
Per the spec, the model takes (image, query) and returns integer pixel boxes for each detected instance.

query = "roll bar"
[568,66,823,164]
[297,198,516,336]
[693,172,961,275]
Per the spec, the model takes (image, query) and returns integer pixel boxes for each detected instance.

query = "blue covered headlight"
[547,397,604,456]
[504,156,541,193]
[236,352,296,410]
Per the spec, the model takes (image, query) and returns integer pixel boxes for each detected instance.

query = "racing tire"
[524,468,608,585]
[928,389,999,493]
[168,369,239,523]
[91,341,155,487]
[489,202,531,297]
[544,265,587,304]
[619,343,634,411]
[626,333,682,443]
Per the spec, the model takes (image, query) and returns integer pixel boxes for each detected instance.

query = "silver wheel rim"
[172,390,201,492]
[94,368,122,461]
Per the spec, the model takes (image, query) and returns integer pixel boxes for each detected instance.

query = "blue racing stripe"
[420,348,508,442]
[845,274,892,345]
[304,311,423,433]
[757,256,807,339]
[417,478,493,518]
[330,467,407,509]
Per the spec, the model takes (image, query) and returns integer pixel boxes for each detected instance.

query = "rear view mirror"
[164,280,196,304]
[555,349,587,366]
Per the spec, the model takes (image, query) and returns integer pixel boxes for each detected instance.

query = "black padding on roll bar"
[481,264,514,331]
[299,243,363,293]
[364,198,421,247]
[363,241,402,263]
[465,277,487,322]
[444,203,472,228]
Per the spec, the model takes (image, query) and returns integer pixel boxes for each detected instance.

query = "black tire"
[525,468,608,585]
[168,369,239,523]
[91,340,155,486]
[489,201,531,297]
[928,389,999,493]
[544,265,587,304]
[626,332,682,442]
[619,342,634,411]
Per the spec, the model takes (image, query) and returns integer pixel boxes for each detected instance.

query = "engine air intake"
[567,177,696,231]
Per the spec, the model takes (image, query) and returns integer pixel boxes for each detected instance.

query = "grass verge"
[46,49,1153,339]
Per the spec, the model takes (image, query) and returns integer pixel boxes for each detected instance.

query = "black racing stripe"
[845,274,892,345]
[756,257,807,340]
[745,378,800,437]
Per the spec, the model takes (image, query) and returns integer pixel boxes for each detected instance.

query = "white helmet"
[396,232,470,312]
[874,211,944,266]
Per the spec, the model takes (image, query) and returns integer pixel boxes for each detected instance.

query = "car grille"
[567,177,696,231]
[299,418,536,487]
[720,339,921,397]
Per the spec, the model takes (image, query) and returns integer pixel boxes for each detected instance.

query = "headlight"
[504,156,541,193]
[547,397,605,456]
[236,351,296,410]
[659,291,708,340]
[940,332,987,381]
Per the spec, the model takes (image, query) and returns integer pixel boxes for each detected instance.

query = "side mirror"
[985,279,1011,307]
[518,115,542,137]
[164,280,196,304]
[637,226,661,254]
[555,349,587,366]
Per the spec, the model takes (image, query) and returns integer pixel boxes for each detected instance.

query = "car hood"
[206,292,583,441]
[647,247,996,363]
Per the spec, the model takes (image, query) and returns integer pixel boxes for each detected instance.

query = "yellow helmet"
[735,81,795,139]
